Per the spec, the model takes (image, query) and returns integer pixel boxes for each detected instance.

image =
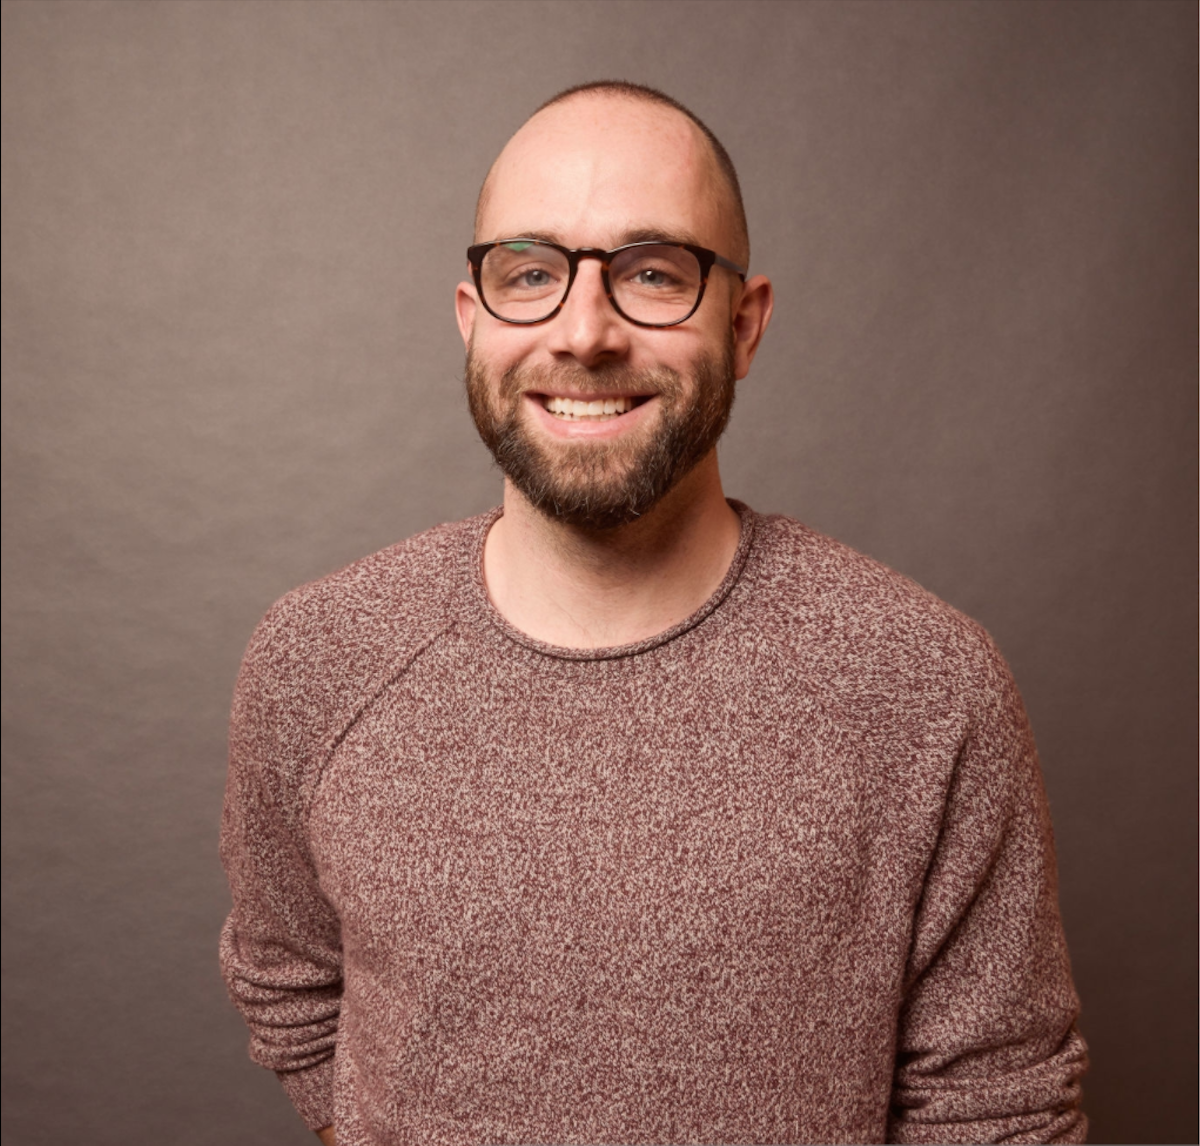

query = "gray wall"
[2,2,1195,1142]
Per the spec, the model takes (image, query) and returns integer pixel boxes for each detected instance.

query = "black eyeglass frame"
[466,239,748,329]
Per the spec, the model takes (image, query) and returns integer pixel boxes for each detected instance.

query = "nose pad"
[550,260,630,364]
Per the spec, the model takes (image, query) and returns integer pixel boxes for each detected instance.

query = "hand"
[316,1127,336,1145]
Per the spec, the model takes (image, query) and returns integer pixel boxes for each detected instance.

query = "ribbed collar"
[460,500,758,662]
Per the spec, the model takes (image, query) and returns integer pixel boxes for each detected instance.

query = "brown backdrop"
[2,2,1195,1143]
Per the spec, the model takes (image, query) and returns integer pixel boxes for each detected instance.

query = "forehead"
[478,96,728,250]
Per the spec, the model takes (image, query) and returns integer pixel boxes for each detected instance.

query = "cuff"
[277,1055,336,1131]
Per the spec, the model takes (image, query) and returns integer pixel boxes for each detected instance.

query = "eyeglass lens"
[479,242,704,325]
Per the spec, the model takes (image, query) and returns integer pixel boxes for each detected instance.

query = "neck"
[482,452,741,649]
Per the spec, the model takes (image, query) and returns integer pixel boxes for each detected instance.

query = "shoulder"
[743,511,1014,725]
[737,512,1040,827]
[749,512,993,654]
[230,513,491,800]
[248,514,481,660]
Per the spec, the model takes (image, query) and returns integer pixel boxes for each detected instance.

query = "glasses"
[466,239,747,328]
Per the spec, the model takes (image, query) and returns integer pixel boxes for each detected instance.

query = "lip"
[534,390,652,402]
[523,391,658,440]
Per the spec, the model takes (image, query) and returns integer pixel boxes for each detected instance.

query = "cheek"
[470,318,544,364]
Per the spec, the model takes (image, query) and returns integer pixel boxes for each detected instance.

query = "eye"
[517,267,554,288]
[611,246,700,296]
[480,242,569,312]
[631,266,679,288]
[499,261,564,294]
[496,260,562,293]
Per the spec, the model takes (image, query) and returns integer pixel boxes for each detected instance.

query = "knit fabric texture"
[219,503,1087,1144]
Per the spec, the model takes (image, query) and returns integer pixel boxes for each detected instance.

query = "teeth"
[544,396,634,419]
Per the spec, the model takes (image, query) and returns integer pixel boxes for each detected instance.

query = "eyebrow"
[620,227,706,248]
[489,227,708,250]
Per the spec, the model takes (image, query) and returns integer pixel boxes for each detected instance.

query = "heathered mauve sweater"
[220,503,1087,1145]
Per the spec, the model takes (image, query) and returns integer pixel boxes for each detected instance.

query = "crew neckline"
[465,500,758,662]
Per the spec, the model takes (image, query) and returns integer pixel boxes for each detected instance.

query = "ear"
[455,277,479,349]
[730,274,774,381]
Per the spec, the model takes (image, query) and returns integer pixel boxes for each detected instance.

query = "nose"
[544,258,631,367]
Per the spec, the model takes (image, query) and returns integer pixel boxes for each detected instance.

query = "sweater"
[219,503,1087,1144]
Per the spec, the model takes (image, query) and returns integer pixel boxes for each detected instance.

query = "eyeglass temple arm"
[714,252,748,279]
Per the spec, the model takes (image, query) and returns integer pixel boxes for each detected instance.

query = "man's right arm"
[219,606,345,1134]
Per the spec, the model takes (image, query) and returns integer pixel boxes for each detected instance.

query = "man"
[220,83,1087,1144]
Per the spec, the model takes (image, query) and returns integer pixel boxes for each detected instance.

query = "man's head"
[475,82,751,270]
[456,82,773,530]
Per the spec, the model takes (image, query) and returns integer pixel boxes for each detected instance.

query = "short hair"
[475,81,751,266]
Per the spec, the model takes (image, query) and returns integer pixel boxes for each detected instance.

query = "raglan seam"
[303,619,462,821]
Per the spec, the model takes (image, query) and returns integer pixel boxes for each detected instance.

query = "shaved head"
[457,81,776,533]
[475,82,750,268]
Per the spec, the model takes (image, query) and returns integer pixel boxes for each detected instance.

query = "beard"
[465,339,737,530]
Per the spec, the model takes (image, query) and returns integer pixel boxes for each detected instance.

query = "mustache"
[492,360,684,402]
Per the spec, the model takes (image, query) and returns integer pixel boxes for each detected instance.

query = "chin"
[465,340,737,529]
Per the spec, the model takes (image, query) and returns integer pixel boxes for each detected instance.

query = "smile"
[540,394,650,421]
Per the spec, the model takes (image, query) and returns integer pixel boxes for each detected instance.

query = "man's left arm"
[889,647,1088,1144]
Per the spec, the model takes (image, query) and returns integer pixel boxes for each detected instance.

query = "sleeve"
[218,611,343,1132]
[888,649,1088,1144]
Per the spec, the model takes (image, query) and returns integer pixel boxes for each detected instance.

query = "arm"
[219,609,344,1134]
[889,653,1087,1143]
